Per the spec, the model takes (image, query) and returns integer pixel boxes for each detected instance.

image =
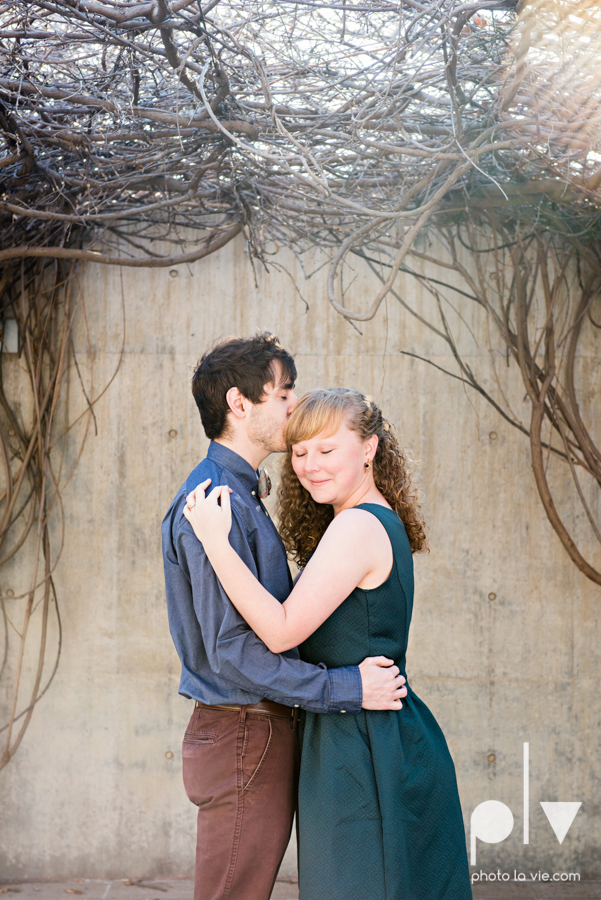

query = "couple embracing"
[162,333,471,900]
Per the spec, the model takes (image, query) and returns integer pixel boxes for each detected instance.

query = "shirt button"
[340,710,346,714]
[251,491,256,496]
[294,704,299,708]
[256,505,260,511]
[265,510,269,517]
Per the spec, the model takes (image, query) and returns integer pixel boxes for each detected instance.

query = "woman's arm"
[183,480,388,653]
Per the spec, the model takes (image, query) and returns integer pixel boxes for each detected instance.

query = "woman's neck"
[333,481,388,516]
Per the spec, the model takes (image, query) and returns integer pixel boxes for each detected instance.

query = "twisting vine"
[354,218,601,583]
[0,259,123,770]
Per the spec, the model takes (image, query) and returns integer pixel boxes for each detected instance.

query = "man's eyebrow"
[279,380,295,390]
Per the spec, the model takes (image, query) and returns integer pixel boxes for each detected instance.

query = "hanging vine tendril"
[0,258,126,770]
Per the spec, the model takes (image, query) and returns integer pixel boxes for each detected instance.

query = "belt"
[195,698,300,729]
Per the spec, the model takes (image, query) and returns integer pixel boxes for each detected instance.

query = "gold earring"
[365,461,371,469]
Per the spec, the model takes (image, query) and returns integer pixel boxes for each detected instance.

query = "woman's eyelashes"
[293,448,335,458]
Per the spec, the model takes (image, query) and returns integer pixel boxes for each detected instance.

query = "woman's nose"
[304,454,320,472]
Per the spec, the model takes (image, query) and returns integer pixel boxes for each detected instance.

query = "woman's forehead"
[291,420,355,447]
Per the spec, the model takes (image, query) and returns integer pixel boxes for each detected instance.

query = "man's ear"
[225,386,248,420]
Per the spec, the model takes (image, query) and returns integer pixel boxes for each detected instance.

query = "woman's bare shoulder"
[321,506,389,543]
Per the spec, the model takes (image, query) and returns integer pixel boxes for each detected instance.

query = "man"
[162,332,406,900]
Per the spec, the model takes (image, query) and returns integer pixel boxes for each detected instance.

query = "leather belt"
[195,698,300,729]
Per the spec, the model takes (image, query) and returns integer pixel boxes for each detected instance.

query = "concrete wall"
[0,237,599,882]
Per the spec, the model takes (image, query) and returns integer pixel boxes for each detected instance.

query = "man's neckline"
[207,441,259,492]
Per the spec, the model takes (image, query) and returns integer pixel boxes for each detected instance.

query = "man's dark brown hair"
[192,332,297,440]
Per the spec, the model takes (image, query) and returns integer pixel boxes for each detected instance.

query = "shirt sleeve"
[173,502,362,714]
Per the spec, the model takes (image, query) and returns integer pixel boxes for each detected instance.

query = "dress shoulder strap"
[354,502,400,528]
[354,503,413,577]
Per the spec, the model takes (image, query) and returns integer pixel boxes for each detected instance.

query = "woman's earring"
[365,460,371,469]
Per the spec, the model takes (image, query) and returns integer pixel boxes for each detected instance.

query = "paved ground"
[0,879,298,900]
[2,877,600,900]
[470,885,601,899]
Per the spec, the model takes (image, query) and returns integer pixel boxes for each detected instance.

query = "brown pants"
[182,705,300,900]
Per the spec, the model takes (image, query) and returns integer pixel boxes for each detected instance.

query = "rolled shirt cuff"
[325,664,362,714]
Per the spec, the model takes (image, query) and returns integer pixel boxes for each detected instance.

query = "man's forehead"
[268,360,294,390]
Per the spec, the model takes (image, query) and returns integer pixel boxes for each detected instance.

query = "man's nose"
[287,390,298,414]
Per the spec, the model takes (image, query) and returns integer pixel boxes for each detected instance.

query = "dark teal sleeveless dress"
[297,504,471,900]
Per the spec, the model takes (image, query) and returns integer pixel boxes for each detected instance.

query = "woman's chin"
[306,485,336,505]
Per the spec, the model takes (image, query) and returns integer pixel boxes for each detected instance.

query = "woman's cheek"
[297,470,312,492]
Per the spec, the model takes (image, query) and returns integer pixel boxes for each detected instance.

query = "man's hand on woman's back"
[359,656,407,710]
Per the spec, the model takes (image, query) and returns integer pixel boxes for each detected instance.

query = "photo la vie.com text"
[471,870,580,885]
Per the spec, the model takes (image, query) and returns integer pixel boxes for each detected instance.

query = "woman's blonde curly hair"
[277,388,428,566]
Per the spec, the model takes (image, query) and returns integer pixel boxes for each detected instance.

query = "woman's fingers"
[205,485,232,507]
[185,480,232,514]
[220,484,232,515]
[186,478,211,510]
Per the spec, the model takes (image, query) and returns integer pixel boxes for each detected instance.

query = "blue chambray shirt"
[162,441,362,713]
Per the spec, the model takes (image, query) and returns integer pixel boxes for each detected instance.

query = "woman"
[184,388,471,900]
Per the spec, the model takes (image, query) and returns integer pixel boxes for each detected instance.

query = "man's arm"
[288,567,407,711]
[169,501,366,714]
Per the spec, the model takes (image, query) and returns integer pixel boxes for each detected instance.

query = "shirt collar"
[207,441,259,493]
